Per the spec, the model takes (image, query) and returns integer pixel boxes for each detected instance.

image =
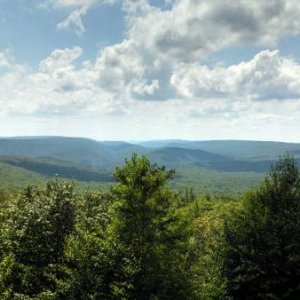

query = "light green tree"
[0,179,76,299]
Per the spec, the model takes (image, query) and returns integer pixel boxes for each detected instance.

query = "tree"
[0,179,76,298]
[108,154,192,299]
[65,189,116,299]
[189,195,238,299]
[223,155,300,299]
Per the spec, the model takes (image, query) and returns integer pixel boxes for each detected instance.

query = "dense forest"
[0,154,299,299]
[3,137,300,196]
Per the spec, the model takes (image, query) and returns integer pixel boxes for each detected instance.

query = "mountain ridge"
[1,136,299,195]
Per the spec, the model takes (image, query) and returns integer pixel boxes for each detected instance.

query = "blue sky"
[1,0,300,141]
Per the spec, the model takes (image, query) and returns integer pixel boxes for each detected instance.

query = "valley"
[1,136,299,196]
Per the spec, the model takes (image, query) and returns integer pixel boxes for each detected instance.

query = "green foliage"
[223,155,300,299]
[0,153,299,299]
[65,190,116,299]
[0,179,76,298]
[172,168,264,197]
[181,195,238,299]
[1,156,113,182]
[108,154,193,299]
[3,137,300,196]
[0,161,45,194]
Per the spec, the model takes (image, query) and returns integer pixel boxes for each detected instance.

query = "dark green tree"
[224,155,300,299]
[108,154,193,299]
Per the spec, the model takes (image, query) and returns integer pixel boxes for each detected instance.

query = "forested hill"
[138,139,300,160]
[1,136,300,167]
[0,136,300,195]
[0,137,146,168]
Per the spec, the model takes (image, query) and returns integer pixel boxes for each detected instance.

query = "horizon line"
[0,135,299,144]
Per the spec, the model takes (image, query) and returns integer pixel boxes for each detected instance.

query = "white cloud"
[94,39,145,94]
[52,0,300,55]
[2,0,300,140]
[126,0,300,62]
[39,47,83,72]
[89,0,300,102]
[42,0,118,35]
[171,50,300,100]
[3,0,300,117]
[0,47,126,116]
[130,79,160,96]
[0,52,10,69]
[1,46,300,120]
[57,6,88,36]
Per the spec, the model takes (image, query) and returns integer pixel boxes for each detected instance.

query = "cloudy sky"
[1,0,300,141]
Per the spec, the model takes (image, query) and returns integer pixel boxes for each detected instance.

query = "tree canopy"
[0,154,299,299]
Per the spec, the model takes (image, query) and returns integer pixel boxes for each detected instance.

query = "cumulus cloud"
[94,39,145,94]
[3,0,300,128]
[88,0,300,103]
[1,51,300,141]
[0,47,126,116]
[126,0,300,61]
[1,45,300,120]
[50,0,300,69]
[39,47,83,72]
[171,50,300,100]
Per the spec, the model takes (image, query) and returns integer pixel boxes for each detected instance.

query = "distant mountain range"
[0,137,299,195]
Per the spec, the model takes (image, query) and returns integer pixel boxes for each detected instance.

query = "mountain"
[1,137,300,172]
[0,156,113,182]
[0,161,45,193]
[0,137,146,169]
[138,140,300,161]
[137,140,191,148]
[1,137,300,195]
[148,147,230,168]
[176,140,300,161]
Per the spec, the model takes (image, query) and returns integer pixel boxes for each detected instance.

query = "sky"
[1,0,300,141]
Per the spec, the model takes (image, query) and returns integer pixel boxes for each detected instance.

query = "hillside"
[0,137,145,169]
[149,147,230,168]
[0,161,45,193]
[139,140,300,160]
[0,156,113,182]
[0,137,299,195]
